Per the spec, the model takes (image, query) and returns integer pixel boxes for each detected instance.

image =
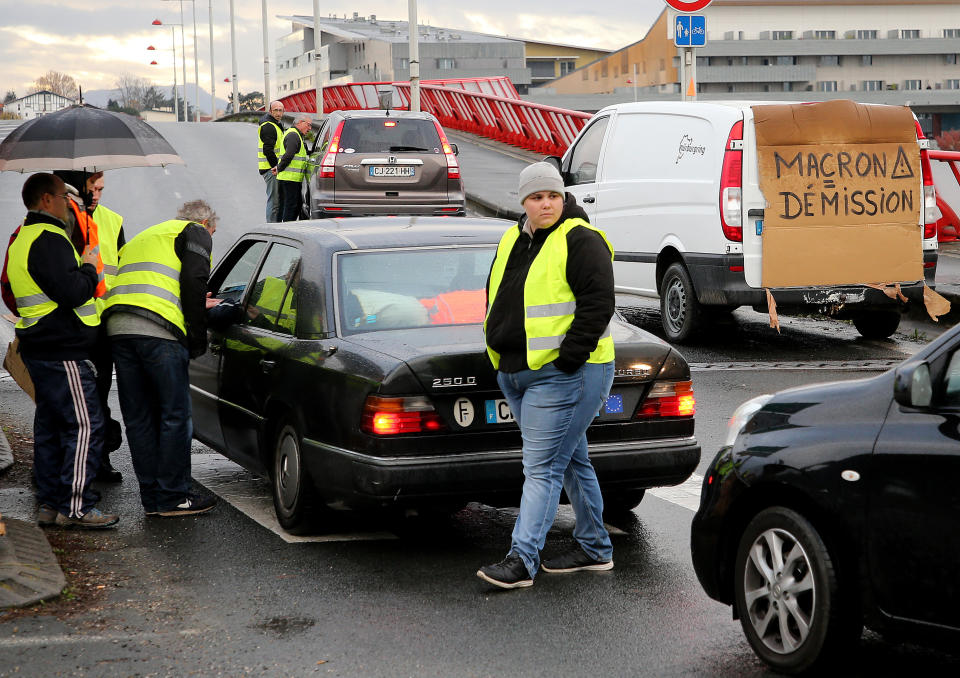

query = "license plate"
[369,166,415,177]
[484,399,514,424]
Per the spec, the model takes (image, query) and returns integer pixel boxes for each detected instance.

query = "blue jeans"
[23,357,104,518]
[111,337,192,512]
[497,361,615,578]
[263,170,279,222]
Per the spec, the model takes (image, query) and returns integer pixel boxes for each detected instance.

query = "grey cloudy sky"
[2,1,666,111]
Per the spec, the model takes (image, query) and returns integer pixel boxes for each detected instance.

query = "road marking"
[189,454,397,544]
[648,474,703,512]
[0,629,203,648]
[689,360,898,372]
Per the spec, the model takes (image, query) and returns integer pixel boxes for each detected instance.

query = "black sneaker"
[541,547,613,573]
[476,554,534,589]
[155,494,217,517]
[95,456,123,483]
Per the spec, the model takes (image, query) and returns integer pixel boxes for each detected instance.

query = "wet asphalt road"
[3,121,960,675]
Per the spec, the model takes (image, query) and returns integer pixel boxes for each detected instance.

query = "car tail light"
[916,121,940,238]
[361,395,445,435]
[636,381,695,419]
[720,120,744,242]
[433,121,460,179]
[319,120,345,179]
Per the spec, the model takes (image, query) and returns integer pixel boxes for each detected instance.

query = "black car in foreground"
[189,217,700,533]
[691,323,960,674]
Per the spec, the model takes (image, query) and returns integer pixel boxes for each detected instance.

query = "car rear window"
[338,118,443,154]
[337,246,495,333]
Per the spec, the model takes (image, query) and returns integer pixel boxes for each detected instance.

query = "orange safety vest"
[419,289,487,325]
[67,200,106,298]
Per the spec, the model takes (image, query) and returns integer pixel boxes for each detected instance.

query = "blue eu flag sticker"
[604,394,624,414]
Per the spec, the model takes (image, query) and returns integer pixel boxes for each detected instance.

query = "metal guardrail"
[277,77,591,157]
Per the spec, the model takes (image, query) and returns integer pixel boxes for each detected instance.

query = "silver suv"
[304,110,465,218]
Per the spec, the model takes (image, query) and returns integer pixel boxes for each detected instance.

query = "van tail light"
[916,121,940,238]
[720,120,744,242]
[636,380,695,419]
[319,120,345,179]
[361,395,446,435]
[433,121,460,179]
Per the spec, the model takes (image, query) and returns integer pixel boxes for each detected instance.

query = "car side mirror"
[449,143,459,156]
[543,155,569,185]
[894,362,933,408]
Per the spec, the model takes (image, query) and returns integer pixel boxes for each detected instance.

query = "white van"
[546,101,939,342]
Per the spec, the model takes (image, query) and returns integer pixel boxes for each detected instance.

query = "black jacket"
[14,211,100,360]
[103,222,213,358]
[485,194,615,373]
[258,114,284,175]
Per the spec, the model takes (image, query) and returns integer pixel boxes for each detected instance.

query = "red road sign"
[664,0,713,11]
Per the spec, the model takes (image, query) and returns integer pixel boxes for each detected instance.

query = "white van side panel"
[741,107,764,289]
[590,109,739,297]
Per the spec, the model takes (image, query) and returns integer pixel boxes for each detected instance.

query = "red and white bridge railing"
[277,77,591,157]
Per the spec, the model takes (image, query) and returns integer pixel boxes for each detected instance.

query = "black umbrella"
[0,105,184,173]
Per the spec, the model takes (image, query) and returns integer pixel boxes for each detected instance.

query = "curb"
[465,192,522,222]
[0,423,12,475]
[0,517,66,609]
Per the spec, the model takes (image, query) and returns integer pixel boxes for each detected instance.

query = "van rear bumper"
[685,250,938,314]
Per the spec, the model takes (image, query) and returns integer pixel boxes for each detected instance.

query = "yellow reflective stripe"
[15,292,51,307]
[526,301,576,318]
[102,264,119,276]
[117,261,180,280]
[528,335,563,351]
[75,304,98,317]
[104,283,183,309]
[19,316,41,327]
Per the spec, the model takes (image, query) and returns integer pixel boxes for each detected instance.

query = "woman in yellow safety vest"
[478,162,616,590]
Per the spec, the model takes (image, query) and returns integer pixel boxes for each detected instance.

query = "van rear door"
[740,107,764,289]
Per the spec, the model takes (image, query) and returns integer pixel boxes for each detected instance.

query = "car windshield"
[337,246,495,333]
[338,118,443,154]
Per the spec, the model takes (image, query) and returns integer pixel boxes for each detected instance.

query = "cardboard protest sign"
[753,100,923,288]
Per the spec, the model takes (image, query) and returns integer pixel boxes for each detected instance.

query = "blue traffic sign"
[675,14,707,47]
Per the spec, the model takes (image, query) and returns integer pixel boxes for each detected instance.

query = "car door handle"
[259,359,278,373]
[583,195,596,204]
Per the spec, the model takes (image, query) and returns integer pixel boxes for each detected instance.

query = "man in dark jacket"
[101,199,220,518]
[258,101,285,222]
[7,173,120,529]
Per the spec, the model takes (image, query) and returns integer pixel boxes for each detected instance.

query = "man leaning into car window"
[477,162,616,590]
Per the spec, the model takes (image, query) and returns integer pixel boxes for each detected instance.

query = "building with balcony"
[538,0,960,132]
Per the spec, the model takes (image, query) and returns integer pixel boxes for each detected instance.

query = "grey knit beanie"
[518,162,565,205]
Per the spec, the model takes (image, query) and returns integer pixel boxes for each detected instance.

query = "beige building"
[523,40,612,89]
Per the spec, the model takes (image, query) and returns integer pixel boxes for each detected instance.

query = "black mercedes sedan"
[189,217,700,534]
[691,323,960,674]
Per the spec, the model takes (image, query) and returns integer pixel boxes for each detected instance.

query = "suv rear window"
[338,119,442,154]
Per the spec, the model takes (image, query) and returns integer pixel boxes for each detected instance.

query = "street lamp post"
[153,18,188,121]
[160,0,197,121]
[229,0,239,113]
[208,0,215,118]
[147,28,179,121]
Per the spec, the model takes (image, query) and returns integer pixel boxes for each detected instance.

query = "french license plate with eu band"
[482,393,626,425]
[370,166,415,177]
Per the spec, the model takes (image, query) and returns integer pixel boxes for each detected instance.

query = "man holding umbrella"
[7,173,119,528]
[53,170,126,483]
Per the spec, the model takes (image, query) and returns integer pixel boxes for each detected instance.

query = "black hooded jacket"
[14,211,100,360]
[485,194,615,373]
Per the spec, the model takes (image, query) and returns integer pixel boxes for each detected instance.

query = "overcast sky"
[2,1,666,111]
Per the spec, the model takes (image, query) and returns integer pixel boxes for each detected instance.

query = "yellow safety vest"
[485,217,615,371]
[252,276,296,333]
[7,223,99,330]
[92,204,123,289]
[258,119,284,171]
[103,220,197,335]
[277,128,307,183]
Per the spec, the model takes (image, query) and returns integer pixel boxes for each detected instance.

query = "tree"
[936,130,960,152]
[3,91,15,104]
[115,73,152,111]
[228,90,264,113]
[142,85,169,111]
[30,71,79,99]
